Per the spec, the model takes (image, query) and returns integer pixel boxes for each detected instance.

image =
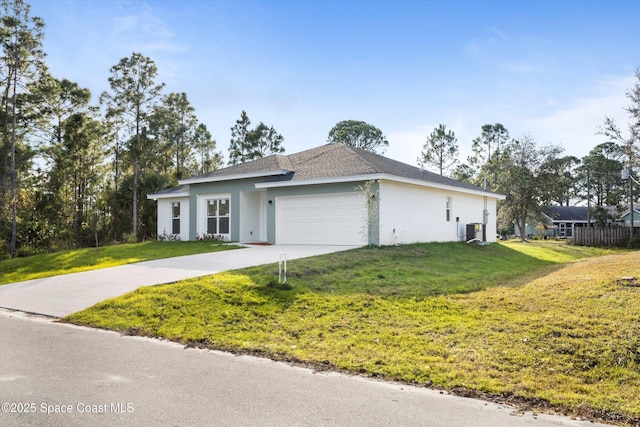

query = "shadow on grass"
[237,242,570,302]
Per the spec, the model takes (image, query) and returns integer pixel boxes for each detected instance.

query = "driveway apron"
[0,245,356,318]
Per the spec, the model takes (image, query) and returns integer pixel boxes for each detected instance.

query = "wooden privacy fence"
[574,227,639,246]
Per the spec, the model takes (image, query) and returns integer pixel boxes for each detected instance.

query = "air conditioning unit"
[466,223,481,242]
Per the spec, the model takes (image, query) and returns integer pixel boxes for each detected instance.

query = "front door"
[239,190,267,243]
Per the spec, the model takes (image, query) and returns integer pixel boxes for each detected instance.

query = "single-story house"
[539,206,592,238]
[517,205,629,239]
[147,143,505,246]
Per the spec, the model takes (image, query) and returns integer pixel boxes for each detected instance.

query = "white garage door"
[276,193,368,245]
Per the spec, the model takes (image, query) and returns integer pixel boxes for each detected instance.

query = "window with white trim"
[207,198,230,235]
[445,196,452,222]
[172,202,180,234]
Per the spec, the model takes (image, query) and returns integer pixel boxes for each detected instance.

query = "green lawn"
[65,241,640,424]
[0,241,241,285]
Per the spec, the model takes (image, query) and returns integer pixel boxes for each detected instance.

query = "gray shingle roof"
[181,143,496,195]
[149,184,189,197]
[186,154,293,180]
[542,206,589,222]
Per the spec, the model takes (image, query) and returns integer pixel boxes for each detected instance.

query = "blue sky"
[30,0,640,168]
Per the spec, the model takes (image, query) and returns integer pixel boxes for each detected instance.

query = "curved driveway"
[0,245,356,318]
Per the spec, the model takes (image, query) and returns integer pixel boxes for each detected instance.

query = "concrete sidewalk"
[0,245,356,318]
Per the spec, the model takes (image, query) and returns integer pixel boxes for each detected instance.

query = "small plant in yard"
[122,233,137,244]
[355,180,379,246]
[65,242,640,425]
[158,229,181,241]
[197,233,228,242]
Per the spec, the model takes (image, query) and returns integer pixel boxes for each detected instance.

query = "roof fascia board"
[541,212,554,222]
[254,174,384,189]
[255,173,506,199]
[147,191,190,200]
[380,174,507,199]
[179,169,291,185]
[621,208,640,216]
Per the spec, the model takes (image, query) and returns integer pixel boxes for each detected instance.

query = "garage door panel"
[276,193,367,245]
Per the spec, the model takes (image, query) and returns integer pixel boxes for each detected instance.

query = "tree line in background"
[0,0,292,258]
[1,0,638,259]
[327,76,639,240]
[415,69,639,238]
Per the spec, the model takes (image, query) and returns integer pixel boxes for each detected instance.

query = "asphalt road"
[0,311,610,427]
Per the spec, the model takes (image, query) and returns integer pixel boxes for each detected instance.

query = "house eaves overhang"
[254,173,506,200]
[621,208,640,217]
[179,169,292,185]
[147,191,190,200]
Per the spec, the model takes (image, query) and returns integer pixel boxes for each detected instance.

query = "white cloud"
[524,74,634,158]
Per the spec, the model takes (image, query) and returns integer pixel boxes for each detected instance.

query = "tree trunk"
[113,141,119,241]
[519,214,527,242]
[10,43,19,259]
[131,110,140,242]
[133,147,139,242]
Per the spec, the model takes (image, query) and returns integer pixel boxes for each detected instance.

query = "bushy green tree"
[538,155,580,206]
[327,120,388,154]
[494,136,565,241]
[228,111,284,165]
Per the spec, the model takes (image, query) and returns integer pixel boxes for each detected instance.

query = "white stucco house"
[147,143,505,246]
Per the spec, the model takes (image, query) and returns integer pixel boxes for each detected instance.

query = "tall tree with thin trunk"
[55,113,105,244]
[193,123,222,174]
[577,143,624,207]
[1,0,46,257]
[149,92,198,179]
[100,52,164,241]
[417,124,459,176]
[471,123,510,164]
[228,110,251,165]
[471,123,510,191]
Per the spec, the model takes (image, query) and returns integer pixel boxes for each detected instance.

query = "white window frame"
[171,202,180,235]
[445,196,452,222]
[206,198,230,236]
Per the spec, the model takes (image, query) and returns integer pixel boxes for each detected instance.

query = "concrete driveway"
[0,245,357,318]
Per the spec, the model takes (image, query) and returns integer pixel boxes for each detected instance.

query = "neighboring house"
[517,205,627,239]
[620,203,640,227]
[147,143,505,246]
[539,206,592,239]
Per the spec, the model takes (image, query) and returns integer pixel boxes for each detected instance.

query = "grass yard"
[65,241,640,425]
[0,241,241,285]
